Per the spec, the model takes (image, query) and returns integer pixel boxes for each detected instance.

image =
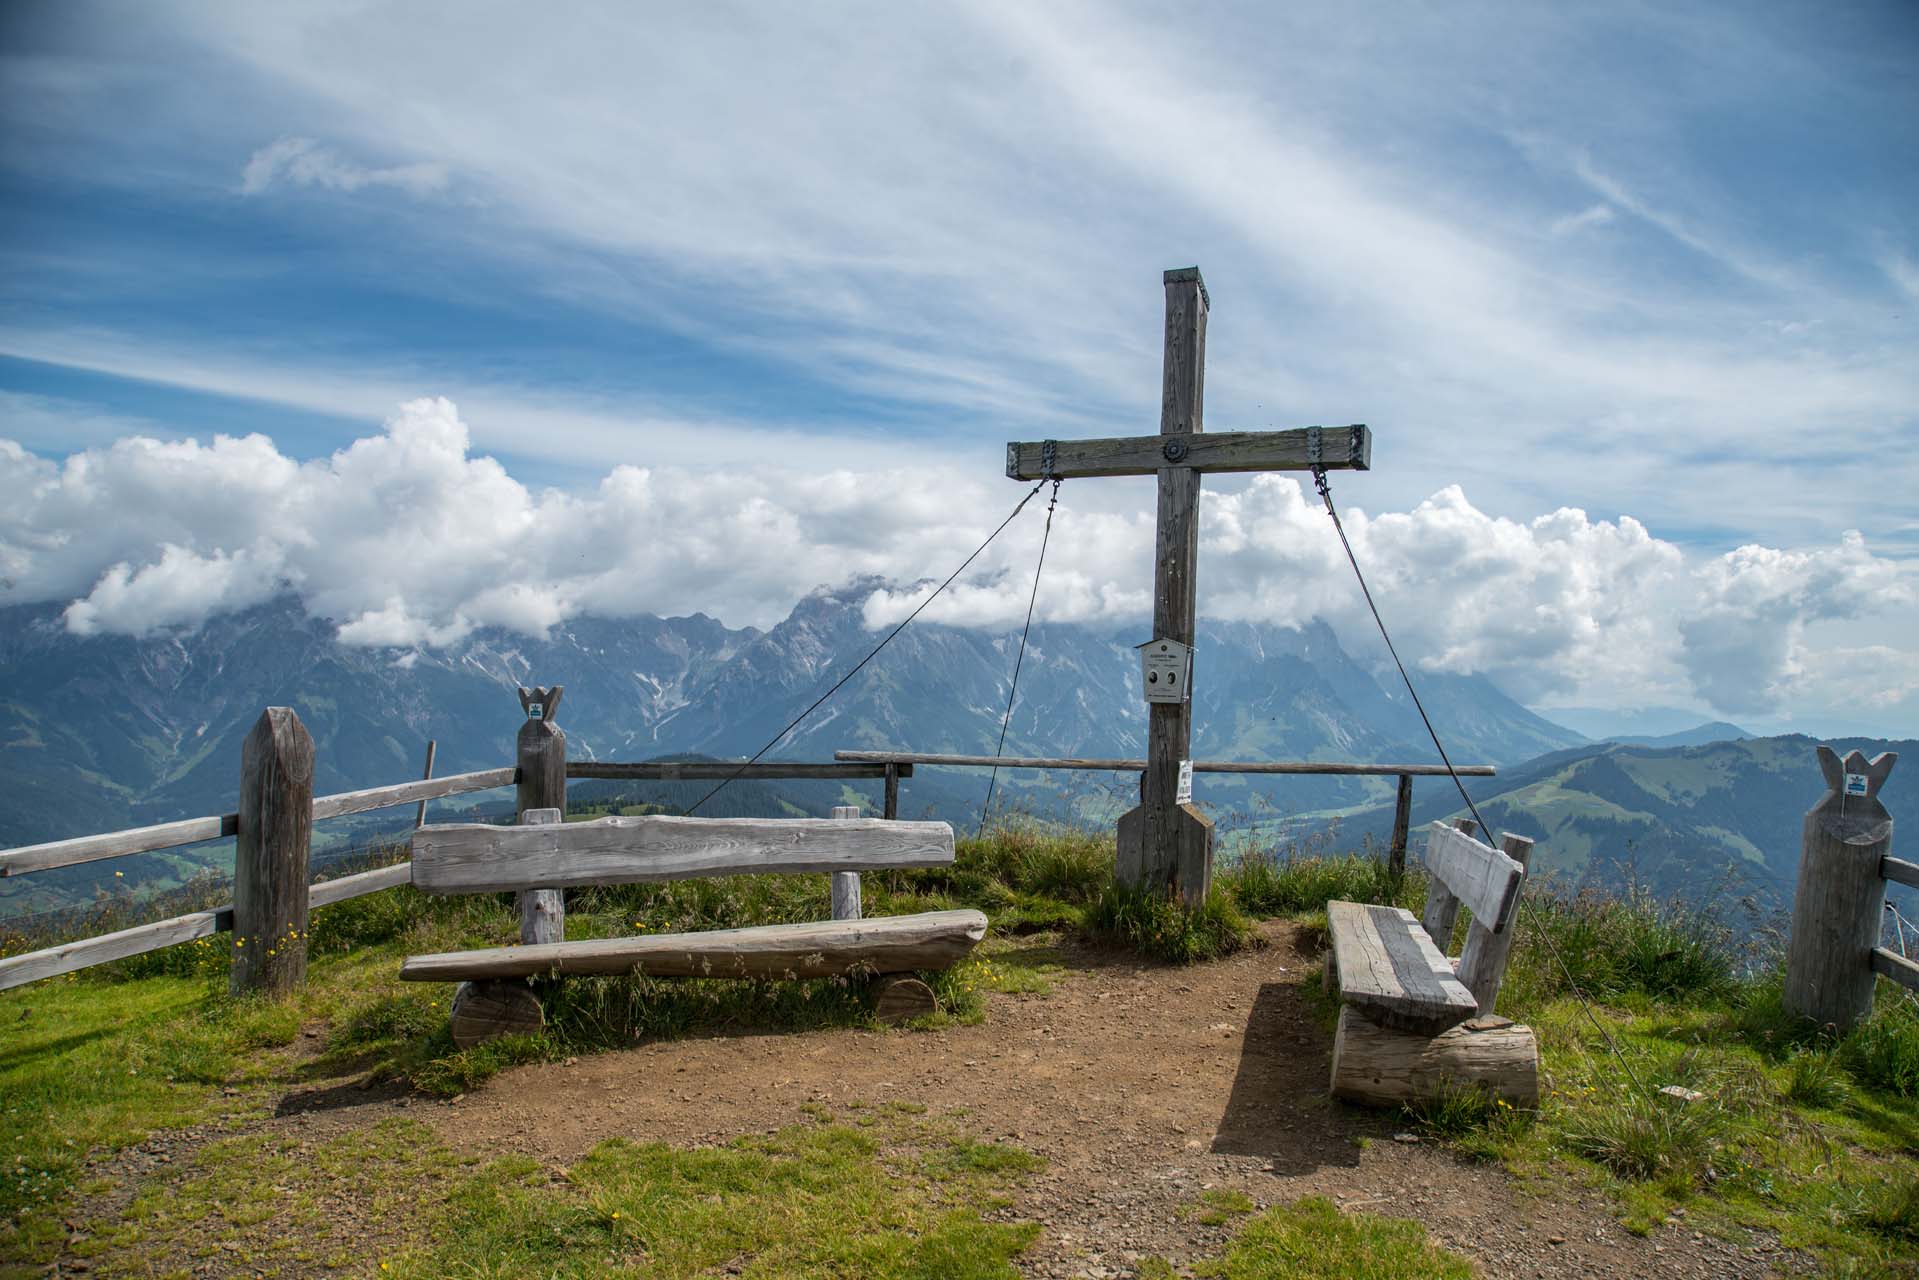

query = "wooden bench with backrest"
[1322,818,1540,1106]
[400,804,985,1046]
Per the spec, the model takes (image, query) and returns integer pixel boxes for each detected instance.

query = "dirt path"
[252,920,1795,1278]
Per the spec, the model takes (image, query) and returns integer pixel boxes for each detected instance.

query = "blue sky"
[2,1,1916,734]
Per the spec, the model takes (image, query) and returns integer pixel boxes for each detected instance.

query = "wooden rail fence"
[0,691,906,993]
[835,750,1497,877]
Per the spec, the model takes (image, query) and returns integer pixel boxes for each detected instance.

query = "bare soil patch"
[79,920,1801,1278]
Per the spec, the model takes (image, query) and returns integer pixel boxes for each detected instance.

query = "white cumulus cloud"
[3,401,1914,728]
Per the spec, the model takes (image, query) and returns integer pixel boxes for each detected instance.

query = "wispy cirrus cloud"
[240,136,449,198]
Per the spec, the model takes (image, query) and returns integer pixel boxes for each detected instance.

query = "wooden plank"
[410,815,957,894]
[834,751,1494,777]
[310,766,517,822]
[1421,819,1473,950]
[1456,833,1536,1015]
[1422,821,1526,935]
[1326,900,1479,1035]
[399,908,988,982]
[1882,856,1919,891]
[1871,947,1919,993]
[0,813,237,878]
[232,707,314,996]
[0,907,230,992]
[1006,425,1371,480]
[308,861,411,910]
[567,761,908,781]
[883,763,901,819]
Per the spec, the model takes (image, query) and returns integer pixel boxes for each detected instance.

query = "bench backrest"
[410,813,956,895]
[1419,819,1536,1016]
[1422,820,1526,937]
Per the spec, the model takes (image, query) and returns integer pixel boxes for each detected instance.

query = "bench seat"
[400,908,987,983]
[1326,900,1480,1036]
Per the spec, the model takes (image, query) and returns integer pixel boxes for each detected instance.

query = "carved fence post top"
[1816,745,1896,806]
[517,685,563,724]
[244,706,315,783]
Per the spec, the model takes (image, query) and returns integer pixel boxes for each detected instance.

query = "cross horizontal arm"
[1006,425,1369,481]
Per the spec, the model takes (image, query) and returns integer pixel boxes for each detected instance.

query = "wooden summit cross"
[1005,267,1372,905]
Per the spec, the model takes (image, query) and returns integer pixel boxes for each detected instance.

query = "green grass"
[1194,1197,1474,1279]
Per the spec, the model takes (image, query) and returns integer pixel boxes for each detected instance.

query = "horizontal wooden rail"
[1871,947,1919,993]
[1882,857,1919,892]
[310,767,518,822]
[0,767,517,878]
[834,751,1496,777]
[568,761,912,781]
[0,859,413,991]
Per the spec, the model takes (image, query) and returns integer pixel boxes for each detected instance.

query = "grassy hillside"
[4,827,1917,1277]
[1339,733,1916,911]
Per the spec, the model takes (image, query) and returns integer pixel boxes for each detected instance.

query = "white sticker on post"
[1845,772,1870,797]
[1176,759,1194,805]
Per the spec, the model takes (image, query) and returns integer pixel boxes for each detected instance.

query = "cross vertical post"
[1004,265,1373,908]
[1117,267,1215,904]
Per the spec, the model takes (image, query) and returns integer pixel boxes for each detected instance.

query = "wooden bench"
[1323,819,1540,1106]
[401,805,985,1046]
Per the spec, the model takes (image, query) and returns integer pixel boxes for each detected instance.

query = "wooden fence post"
[883,763,901,820]
[830,805,863,920]
[516,687,566,946]
[1387,773,1413,880]
[232,707,315,997]
[414,738,437,828]
[1785,746,1897,1031]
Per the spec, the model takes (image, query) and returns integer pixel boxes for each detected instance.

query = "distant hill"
[1606,721,1751,749]
[1337,734,1914,912]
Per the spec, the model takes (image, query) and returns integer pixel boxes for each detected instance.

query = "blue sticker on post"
[528,702,544,721]
[1845,772,1869,797]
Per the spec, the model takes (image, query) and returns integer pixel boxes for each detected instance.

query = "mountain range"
[1,583,1903,926]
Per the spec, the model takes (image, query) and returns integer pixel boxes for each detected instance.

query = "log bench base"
[1329,1008,1540,1107]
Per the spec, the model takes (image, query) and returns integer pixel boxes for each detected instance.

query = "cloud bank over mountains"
[3,400,1911,728]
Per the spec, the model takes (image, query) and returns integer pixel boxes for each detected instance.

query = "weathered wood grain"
[1786,747,1896,1030]
[516,808,565,945]
[1881,856,1919,891]
[449,979,546,1048]
[883,763,902,820]
[399,909,988,982]
[411,815,956,894]
[1455,833,1536,1015]
[1871,947,1919,993]
[231,707,314,997]
[831,805,863,921]
[1420,819,1475,952]
[1422,820,1526,935]
[0,906,231,992]
[1006,426,1371,480]
[834,751,1493,777]
[1326,900,1479,1035]
[309,766,517,822]
[568,761,909,781]
[1330,1009,1539,1107]
[308,861,411,910]
[871,974,937,1024]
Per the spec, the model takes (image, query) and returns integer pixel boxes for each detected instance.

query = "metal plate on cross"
[1138,637,1192,705]
[1177,759,1194,804]
[1845,773,1870,797]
